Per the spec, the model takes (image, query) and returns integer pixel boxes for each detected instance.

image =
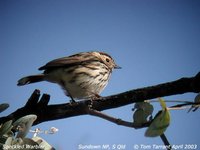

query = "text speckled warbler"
[17,51,121,102]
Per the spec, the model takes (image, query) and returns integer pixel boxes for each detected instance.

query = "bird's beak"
[114,65,122,69]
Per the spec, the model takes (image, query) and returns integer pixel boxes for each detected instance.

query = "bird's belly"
[62,71,110,99]
[45,68,110,99]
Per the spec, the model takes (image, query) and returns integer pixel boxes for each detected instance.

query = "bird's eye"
[106,58,110,62]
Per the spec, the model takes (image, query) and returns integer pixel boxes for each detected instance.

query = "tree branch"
[86,108,171,150]
[0,72,200,126]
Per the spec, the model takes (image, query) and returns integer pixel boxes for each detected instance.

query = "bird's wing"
[38,52,98,70]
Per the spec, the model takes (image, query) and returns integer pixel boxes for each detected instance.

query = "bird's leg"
[66,91,76,104]
[93,93,101,99]
[64,88,76,104]
[61,80,76,104]
[69,95,76,104]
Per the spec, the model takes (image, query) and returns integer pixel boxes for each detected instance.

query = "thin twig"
[160,134,171,150]
[86,107,151,129]
[145,99,194,104]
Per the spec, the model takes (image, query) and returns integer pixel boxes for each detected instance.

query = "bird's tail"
[17,74,45,86]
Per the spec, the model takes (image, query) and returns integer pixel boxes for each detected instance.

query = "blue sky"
[1,0,200,149]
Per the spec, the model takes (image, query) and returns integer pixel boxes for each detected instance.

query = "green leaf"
[0,120,13,136]
[4,137,13,146]
[188,92,200,112]
[11,138,23,145]
[9,138,42,150]
[133,102,153,125]
[145,98,170,137]
[159,98,167,110]
[0,103,9,113]
[13,115,37,138]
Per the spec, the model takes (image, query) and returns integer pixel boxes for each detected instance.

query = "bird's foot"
[69,97,78,106]
[70,99,76,104]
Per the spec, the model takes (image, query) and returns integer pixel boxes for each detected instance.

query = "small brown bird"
[18,51,121,101]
